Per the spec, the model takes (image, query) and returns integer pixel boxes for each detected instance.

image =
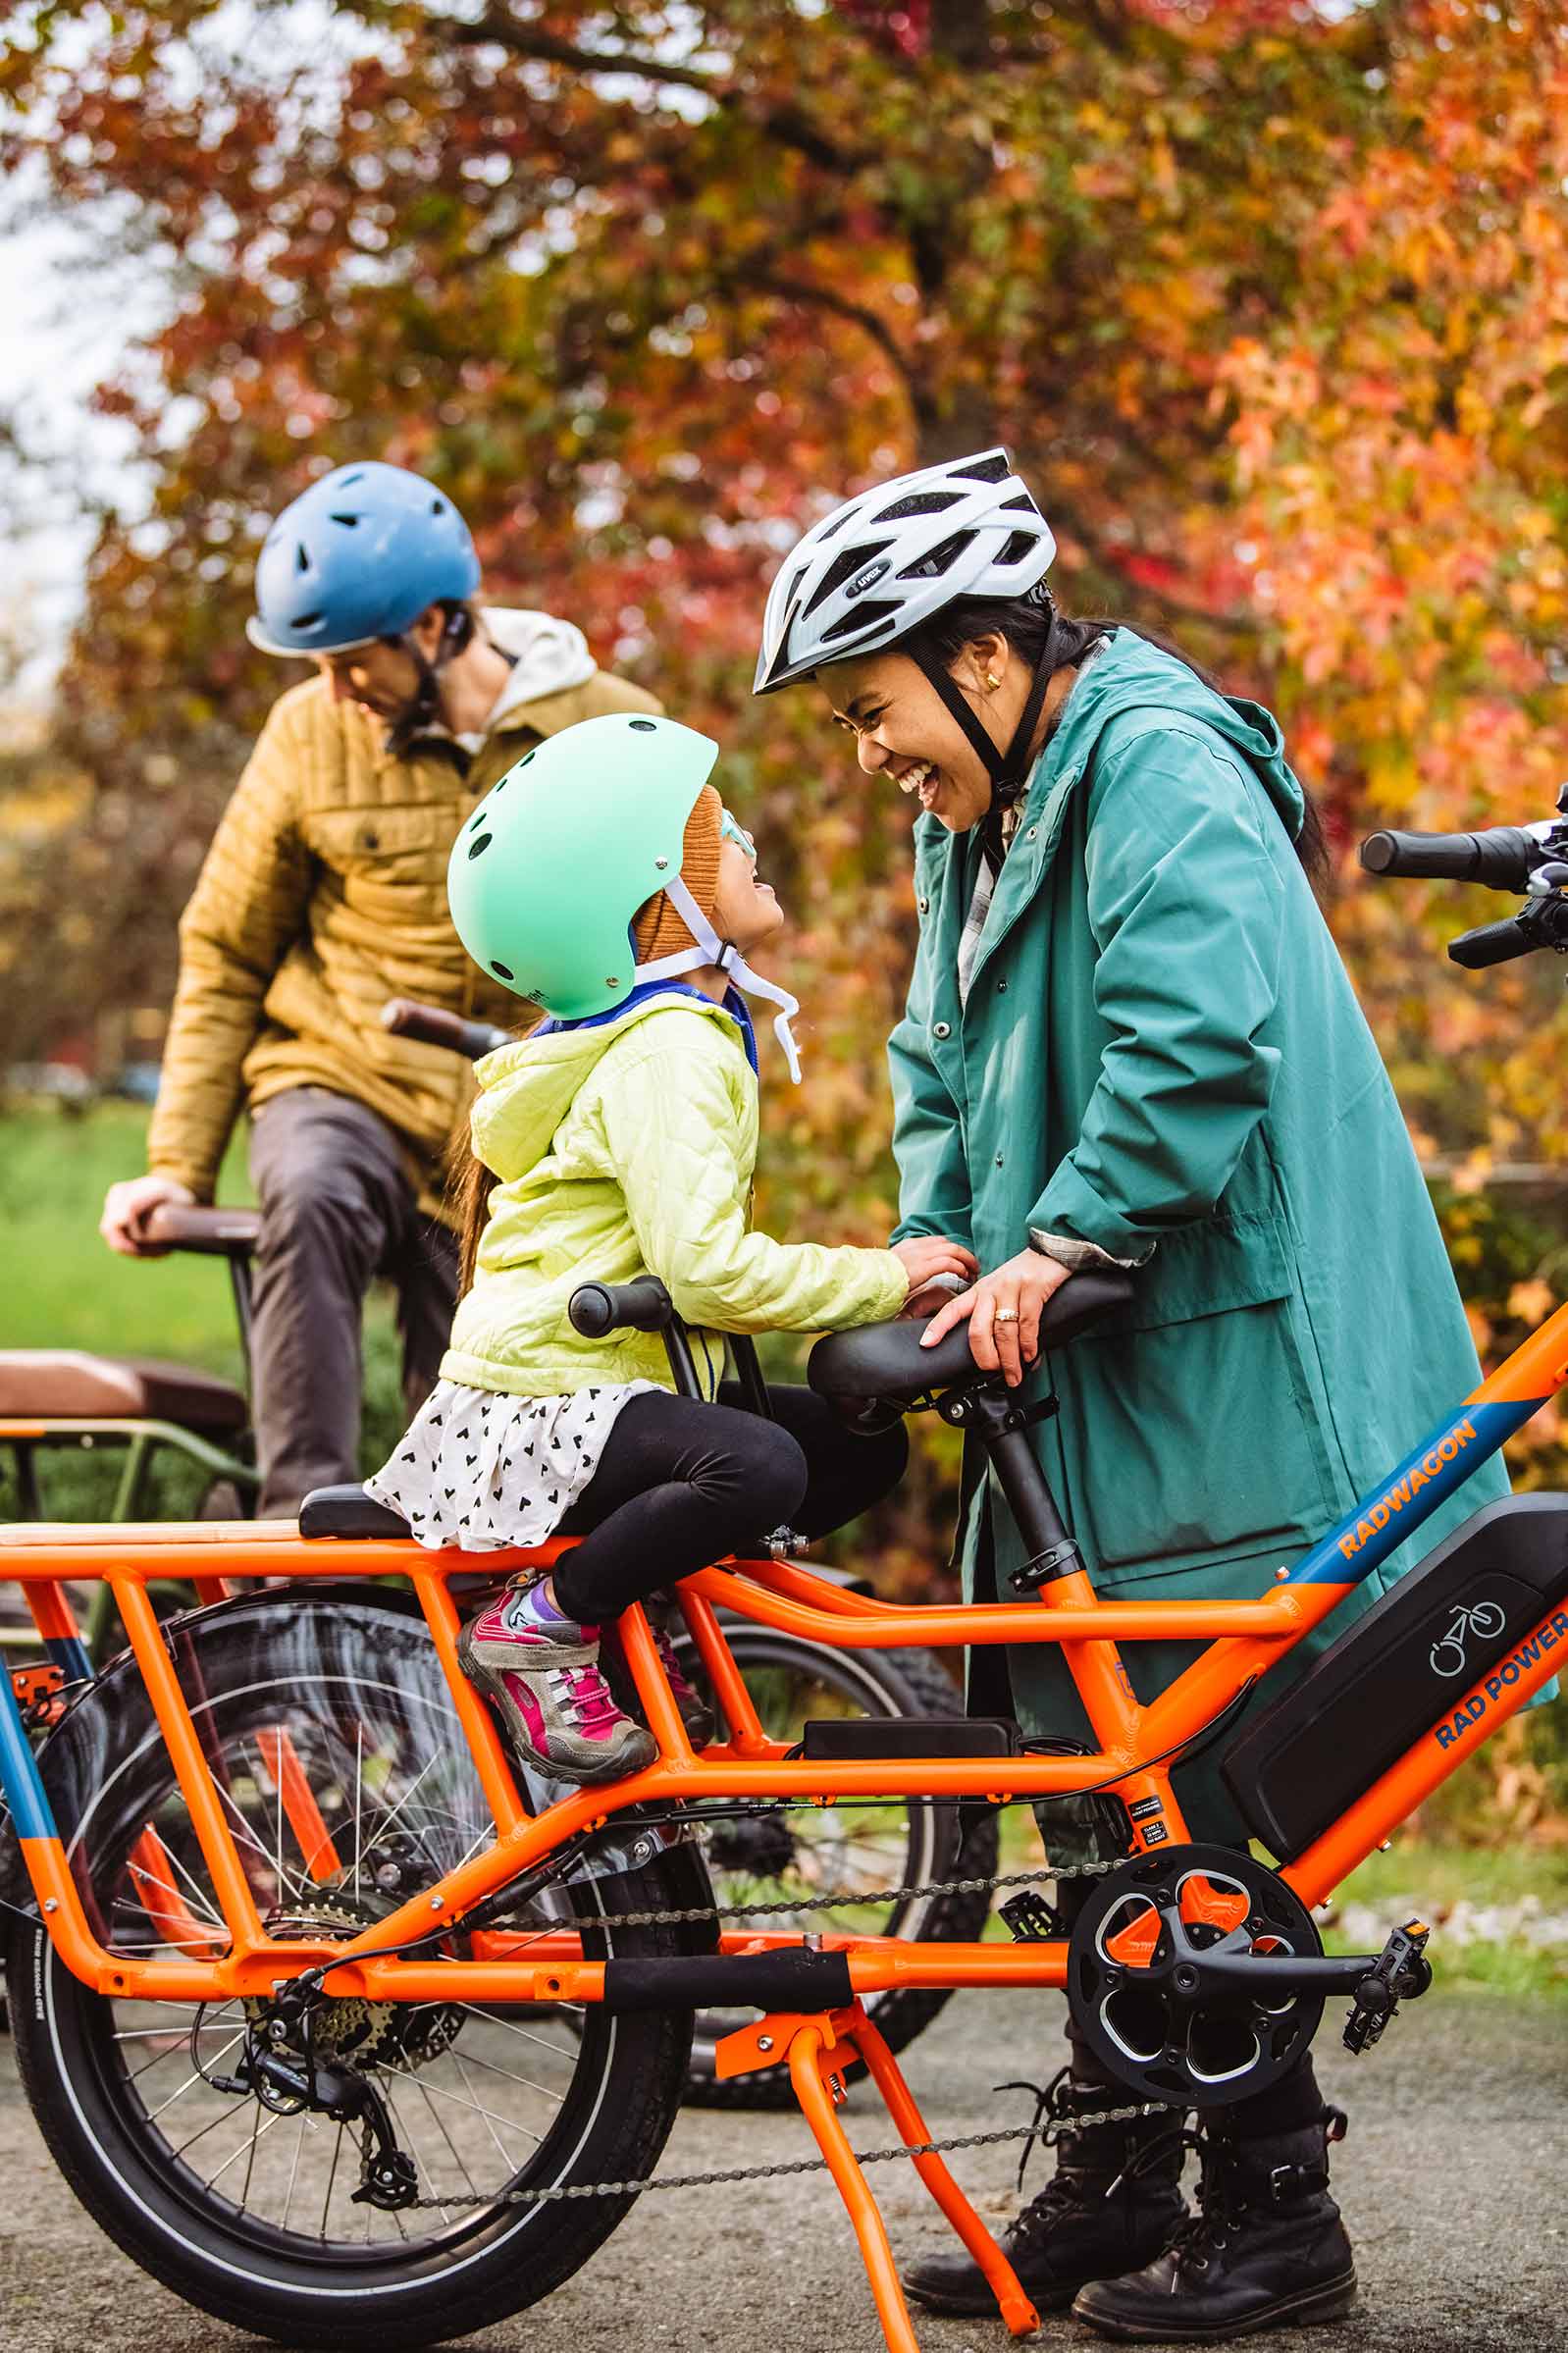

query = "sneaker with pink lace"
[458,1580,656,1785]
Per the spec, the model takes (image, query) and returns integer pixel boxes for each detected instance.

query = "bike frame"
[4,1295,1567,2010]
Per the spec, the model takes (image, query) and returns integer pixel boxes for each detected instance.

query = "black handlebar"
[568,1278,677,1337]
[1359,825,1542,890]
[381,997,513,1062]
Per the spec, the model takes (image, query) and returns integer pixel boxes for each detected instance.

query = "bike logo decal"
[1336,1417,1477,1561]
[1433,1608,1568,1749]
[1429,1598,1507,1678]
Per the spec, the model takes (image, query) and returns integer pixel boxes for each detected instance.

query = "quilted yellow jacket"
[146,621,660,1216]
[442,996,910,1396]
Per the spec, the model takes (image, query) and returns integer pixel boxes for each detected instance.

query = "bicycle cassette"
[1067,1843,1325,2110]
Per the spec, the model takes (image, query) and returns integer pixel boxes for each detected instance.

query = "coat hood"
[469,992,744,1184]
[1052,628,1306,841]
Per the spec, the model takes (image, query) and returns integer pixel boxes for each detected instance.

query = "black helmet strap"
[911,613,1060,813]
[384,604,477,758]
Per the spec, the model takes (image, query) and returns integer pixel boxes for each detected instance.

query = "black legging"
[549,1382,909,1626]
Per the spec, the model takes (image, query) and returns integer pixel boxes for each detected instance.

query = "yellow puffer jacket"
[443,996,909,1396]
[146,617,660,1215]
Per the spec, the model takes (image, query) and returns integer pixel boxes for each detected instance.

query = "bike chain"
[412,1848,1165,2210]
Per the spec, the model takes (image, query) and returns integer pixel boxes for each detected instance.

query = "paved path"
[2,1983,1564,2351]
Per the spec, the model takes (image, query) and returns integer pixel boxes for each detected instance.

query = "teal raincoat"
[888,630,1511,1836]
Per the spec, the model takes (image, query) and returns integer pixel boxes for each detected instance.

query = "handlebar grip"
[1447,916,1537,969]
[1360,826,1539,889]
[137,1204,263,1256]
[381,997,512,1062]
[568,1278,677,1337]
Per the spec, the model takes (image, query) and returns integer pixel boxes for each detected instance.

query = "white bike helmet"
[753,447,1061,804]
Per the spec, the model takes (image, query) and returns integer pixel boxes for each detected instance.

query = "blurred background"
[2,0,1567,1936]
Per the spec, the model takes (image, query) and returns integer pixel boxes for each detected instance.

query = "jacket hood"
[469,992,742,1184]
[1054,628,1305,840]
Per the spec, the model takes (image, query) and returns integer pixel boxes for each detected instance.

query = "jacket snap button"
[1025,825,1038,841]
[997,978,1009,992]
[916,894,929,915]
[932,1020,951,1039]
[995,1152,1005,1168]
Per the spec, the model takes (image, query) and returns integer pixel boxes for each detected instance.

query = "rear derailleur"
[206,1987,419,2212]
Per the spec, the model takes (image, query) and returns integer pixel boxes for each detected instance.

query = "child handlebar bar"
[568,1278,678,1337]
[1359,824,1542,889]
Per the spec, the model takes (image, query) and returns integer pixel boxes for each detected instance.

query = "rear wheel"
[679,1635,999,2105]
[9,1594,696,2349]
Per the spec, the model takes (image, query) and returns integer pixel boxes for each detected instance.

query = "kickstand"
[716,2004,1039,2353]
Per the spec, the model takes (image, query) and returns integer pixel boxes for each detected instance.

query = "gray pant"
[247,1087,458,1517]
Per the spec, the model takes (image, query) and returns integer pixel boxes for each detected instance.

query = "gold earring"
[985,671,1001,691]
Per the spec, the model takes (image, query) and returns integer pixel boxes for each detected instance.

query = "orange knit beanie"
[633,783,724,963]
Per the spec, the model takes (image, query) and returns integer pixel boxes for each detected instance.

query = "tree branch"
[746,268,917,396]
[450,15,871,174]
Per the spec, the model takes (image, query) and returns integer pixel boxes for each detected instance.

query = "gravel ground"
[2,1980,1564,2353]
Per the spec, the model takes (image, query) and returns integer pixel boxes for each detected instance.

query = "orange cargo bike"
[3,813,1568,2351]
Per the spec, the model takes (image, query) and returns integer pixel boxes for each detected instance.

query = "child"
[366,711,974,1784]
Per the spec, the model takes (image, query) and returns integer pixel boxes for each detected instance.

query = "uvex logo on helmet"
[845,557,891,600]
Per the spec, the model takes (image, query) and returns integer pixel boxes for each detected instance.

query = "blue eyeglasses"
[719,808,758,864]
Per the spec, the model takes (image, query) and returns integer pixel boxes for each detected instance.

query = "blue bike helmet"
[247,461,481,657]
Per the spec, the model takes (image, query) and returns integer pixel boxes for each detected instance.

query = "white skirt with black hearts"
[363,1377,660,1550]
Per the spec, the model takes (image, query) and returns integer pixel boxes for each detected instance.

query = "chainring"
[1067,1843,1325,2110]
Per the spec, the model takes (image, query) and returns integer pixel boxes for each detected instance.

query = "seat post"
[960,1386,1084,1591]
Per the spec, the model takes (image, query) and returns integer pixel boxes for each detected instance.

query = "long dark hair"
[899,591,1330,894]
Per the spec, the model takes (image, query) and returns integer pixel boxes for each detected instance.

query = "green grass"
[0,1101,405,1515]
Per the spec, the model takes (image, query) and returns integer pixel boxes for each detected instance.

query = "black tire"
[680,1637,999,2107]
[9,1592,697,2350]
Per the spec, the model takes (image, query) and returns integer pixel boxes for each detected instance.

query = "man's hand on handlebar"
[917,1245,1074,1389]
[100,1173,196,1258]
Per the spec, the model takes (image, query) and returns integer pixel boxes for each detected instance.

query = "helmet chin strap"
[915,639,1056,811]
[634,874,804,1083]
[384,607,477,758]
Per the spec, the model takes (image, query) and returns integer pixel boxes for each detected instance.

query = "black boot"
[1072,2104,1355,2341]
[902,2069,1187,2318]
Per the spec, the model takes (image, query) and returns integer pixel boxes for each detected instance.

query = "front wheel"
[10,1593,698,2349]
[679,1634,999,2106]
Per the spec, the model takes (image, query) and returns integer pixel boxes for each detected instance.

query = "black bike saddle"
[808,1267,1134,1409]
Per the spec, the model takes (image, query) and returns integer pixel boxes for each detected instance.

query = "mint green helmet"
[446,712,718,1019]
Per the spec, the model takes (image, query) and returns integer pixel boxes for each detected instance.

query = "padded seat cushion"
[808,1268,1135,1405]
[0,1350,249,1434]
[299,1484,412,1540]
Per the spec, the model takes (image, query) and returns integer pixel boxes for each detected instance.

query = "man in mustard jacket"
[100,461,658,1514]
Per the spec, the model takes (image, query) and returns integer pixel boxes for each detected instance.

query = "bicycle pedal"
[1343,1918,1434,2055]
[999,1890,1059,1942]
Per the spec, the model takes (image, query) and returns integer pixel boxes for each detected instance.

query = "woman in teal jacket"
[756,449,1506,2341]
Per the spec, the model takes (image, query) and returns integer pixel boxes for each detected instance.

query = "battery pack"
[1222,1494,1568,1860]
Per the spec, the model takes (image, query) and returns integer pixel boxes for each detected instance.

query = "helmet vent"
[467,832,493,860]
[998,529,1040,567]
[820,599,899,644]
[898,527,970,581]
[340,470,364,485]
[293,609,323,628]
[431,497,445,514]
[330,511,360,527]
[874,490,962,522]
[491,960,513,980]
[517,748,536,763]
[948,451,1011,484]
[805,540,891,616]
[813,506,856,542]
[1002,489,1037,511]
[629,719,657,732]
[294,544,311,573]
